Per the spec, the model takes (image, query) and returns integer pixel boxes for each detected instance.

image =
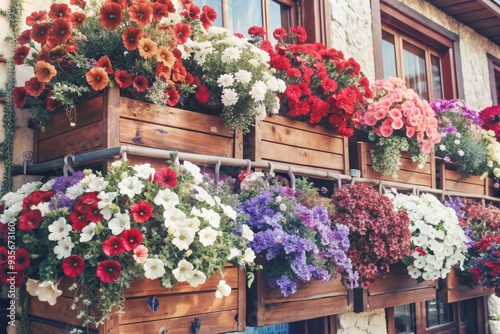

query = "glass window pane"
[382,30,397,78]
[403,40,428,100]
[431,55,443,101]
[495,67,500,105]
[228,1,263,35]
[426,300,439,328]
[394,304,416,334]
[269,0,292,42]
[426,299,454,328]
[460,301,467,322]
[197,0,223,27]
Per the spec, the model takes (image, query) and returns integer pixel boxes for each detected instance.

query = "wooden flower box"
[352,142,436,188]
[33,87,243,164]
[247,269,352,327]
[29,265,246,334]
[438,269,494,303]
[437,159,488,195]
[486,177,498,197]
[353,264,437,312]
[244,114,350,174]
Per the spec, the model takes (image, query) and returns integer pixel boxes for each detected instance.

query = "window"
[394,304,416,333]
[373,0,463,101]
[426,299,453,328]
[488,53,500,105]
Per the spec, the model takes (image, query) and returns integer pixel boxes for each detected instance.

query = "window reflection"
[403,40,428,100]
[426,299,453,328]
[228,1,263,35]
[382,30,397,78]
[394,304,416,334]
[431,55,443,101]
[197,0,223,27]
[269,0,292,42]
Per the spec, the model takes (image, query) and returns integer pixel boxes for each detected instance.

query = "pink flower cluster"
[362,77,441,154]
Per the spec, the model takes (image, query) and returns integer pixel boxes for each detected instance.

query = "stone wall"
[337,309,387,334]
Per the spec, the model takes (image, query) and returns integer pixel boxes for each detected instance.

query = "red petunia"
[114,70,132,88]
[200,5,217,30]
[106,0,127,8]
[103,236,126,256]
[184,4,200,20]
[151,3,169,21]
[62,255,84,278]
[69,210,89,232]
[26,10,48,27]
[22,190,54,212]
[273,28,287,41]
[129,3,153,26]
[13,46,30,65]
[154,167,178,188]
[165,88,180,106]
[171,61,187,82]
[70,12,86,28]
[19,210,43,231]
[46,90,60,112]
[158,0,176,13]
[129,200,154,223]
[70,0,87,9]
[14,248,31,271]
[122,26,143,50]
[17,29,32,45]
[95,55,113,74]
[86,67,109,91]
[99,3,123,31]
[171,23,191,44]
[121,228,143,251]
[96,260,121,283]
[196,85,211,104]
[31,23,50,44]
[132,75,149,92]
[48,3,71,20]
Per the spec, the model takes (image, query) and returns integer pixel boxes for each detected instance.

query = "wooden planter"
[486,177,498,197]
[353,142,436,188]
[244,114,349,174]
[437,159,488,195]
[34,87,243,164]
[438,269,493,303]
[247,269,352,327]
[29,266,246,334]
[353,264,437,312]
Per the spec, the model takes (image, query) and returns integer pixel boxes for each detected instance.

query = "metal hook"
[378,180,385,194]
[246,159,252,170]
[414,186,420,196]
[214,159,222,185]
[328,172,342,191]
[287,167,296,190]
[349,169,360,184]
[121,150,128,162]
[63,154,76,177]
[191,317,201,334]
[268,162,275,176]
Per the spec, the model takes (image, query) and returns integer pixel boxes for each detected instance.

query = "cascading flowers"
[360,77,441,178]
[0,156,256,325]
[392,193,467,282]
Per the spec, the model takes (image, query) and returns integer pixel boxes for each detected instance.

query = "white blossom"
[108,212,131,235]
[48,217,72,241]
[144,258,166,279]
[172,259,195,282]
[215,280,231,298]
[54,237,74,259]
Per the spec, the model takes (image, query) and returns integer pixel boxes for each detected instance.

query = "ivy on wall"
[0,0,23,195]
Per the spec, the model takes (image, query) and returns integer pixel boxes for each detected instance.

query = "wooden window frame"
[487,53,500,105]
[371,0,464,100]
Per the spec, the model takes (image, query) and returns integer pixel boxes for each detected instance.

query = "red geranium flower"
[130,200,154,223]
[122,26,143,50]
[86,67,109,91]
[70,12,86,28]
[165,88,180,106]
[115,70,132,88]
[129,3,153,26]
[269,54,291,71]
[171,23,191,44]
[200,5,217,30]
[95,55,113,74]
[17,29,32,45]
[290,26,307,42]
[132,75,149,92]
[26,10,48,27]
[248,26,265,37]
[273,28,287,41]
[152,3,169,21]
[19,210,43,231]
[195,85,210,104]
[99,3,123,31]
[96,260,121,283]
[103,236,126,256]
[62,255,84,278]
[0,247,8,265]
[154,167,178,188]
[48,3,71,20]
[121,228,143,251]
[14,248,31,271]
[70,0,87,9]
[31,23,50,44]
[13,46,30,65]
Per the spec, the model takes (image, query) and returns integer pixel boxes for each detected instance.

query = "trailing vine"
[0,0,23,195]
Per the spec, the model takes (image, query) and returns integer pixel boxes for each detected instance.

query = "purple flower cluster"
[48,171,85,209]
[238,185,358,297]
[431,99,483,127]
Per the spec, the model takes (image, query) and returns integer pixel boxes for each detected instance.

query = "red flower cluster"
[480,105,500,141]
[330,183,411,288]
[69,192,103,232]
[258,26,372,137]
[467,235,500,296]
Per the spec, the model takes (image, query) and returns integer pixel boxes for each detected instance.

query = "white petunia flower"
[217,74,235,87]
[32,202,50,217]
[201,208,220,228]
[182,161,203,184]
[172,259,195,282]
[187,270,206,287]
[35,281,62,306]
[220,203,237,220]
[221,88,238,106]
[80,173,97,185]
[80,222,96,242]
[241,224,254,241]
[108,212,131,235]
[164,208,187,229]
[54,237,74,259]
[198,227,218,246]
[154,188,179,209]
[228,248,241,260]
[18,182,41,195]
[172,227,195,250]
[133,163,156,180]
[118,176,145,198]
[26,278,40,296]
[144,258,166,280]
[194,186,216,206]
[98,191,117,220]
[2,192,25,207]
[48,217,72,241]
[215,280,231,298]
[241,248,256,265]
[185,217,201,231]
[86,177,109,193]
[110,160,123,169]
[66,184,85,199]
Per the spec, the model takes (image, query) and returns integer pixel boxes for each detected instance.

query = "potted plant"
[356,77,441,183]
[0,155,256,333]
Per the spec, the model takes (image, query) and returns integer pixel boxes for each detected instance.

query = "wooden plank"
[444,179,485,194]
[118,310,239,334]
[368,287,436,310]
[29,320,84,334]
[37,122,104,162]
[362,165,433,188]
[29,296,94,328]
[119,118,236,158]
[363,152,432,174]
[262,278,347,304]
[119,98,234,137]
[259,141,346,172]
[439,270,494,303]
[120,290,238,324]
[264,114,341,136]
[368,267,436,296]
[104,87,121,148]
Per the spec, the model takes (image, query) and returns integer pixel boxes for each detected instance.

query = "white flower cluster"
[482,129,500,178]
[392,193,467,281]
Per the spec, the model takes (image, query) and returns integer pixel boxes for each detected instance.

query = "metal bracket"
[287,167,296,190]
[191,317,201,334]
[63,154,76,177]
[214,159,222,184]
[327,172,342,191]
[267,162,275,176]
[23,151,33,175]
